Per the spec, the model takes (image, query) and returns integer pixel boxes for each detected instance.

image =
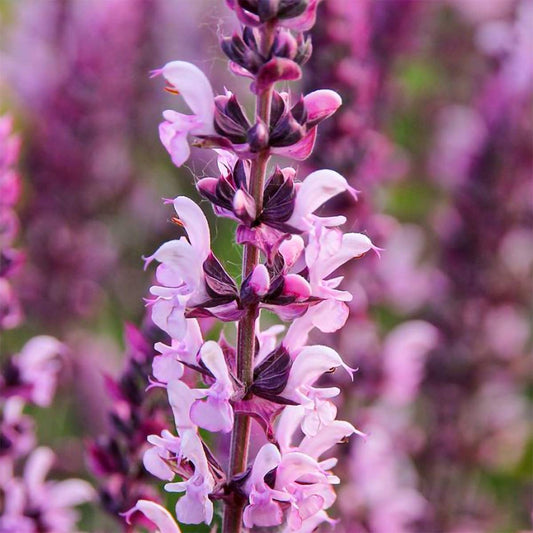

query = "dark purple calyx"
[250,345,297,404]
[236,0,310,23]
[203,253,239,304]
[214,94,251,144]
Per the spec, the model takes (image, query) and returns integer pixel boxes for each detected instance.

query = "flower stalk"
[127,1,376,531]
[225,23,276,532]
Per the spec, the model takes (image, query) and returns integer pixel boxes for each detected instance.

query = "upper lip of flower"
[154,61,216,166]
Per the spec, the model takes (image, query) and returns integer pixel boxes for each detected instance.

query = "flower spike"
[141,1,372,530]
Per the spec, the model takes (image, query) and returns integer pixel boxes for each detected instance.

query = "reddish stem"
[222,22,276,533]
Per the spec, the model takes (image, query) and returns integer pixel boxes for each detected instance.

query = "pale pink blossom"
[245,442,336,531]
[190,341,235,433]
[146,197,211,338]
[125,499,182,533]
[13,336,63,407]
[154,318,203,369]
[0,447,94,533]
[283,299,350,352]
[164,432,215,524]
[154,61,216,167]
[283,345,355,436]
[305,225,373,302]
[287,169,357,231]
[143,430,183,481]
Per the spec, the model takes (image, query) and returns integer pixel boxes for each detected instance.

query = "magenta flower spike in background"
[0,118,94,533]
[0,116,24,330]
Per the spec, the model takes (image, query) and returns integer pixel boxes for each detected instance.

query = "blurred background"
[0,0,531,531]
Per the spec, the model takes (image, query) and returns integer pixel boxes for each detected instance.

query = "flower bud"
[247,118,270,152]
[233,189,257,223]
[221,30,263,76]
[249,264,271,297]
[240,264,271,305]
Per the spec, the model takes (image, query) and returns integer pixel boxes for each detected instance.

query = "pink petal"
[283,300,349,352]
[129,500,182,533]
[172,196,211,259]
[310,232,373,283]
[299,420,362,459]
[288,169,355,229]
[150,296,187,339]
[160,61,215,134]
[283,274,312,300]
[244,496,283,528]
[199,341,232,386]
[276,451,323,487]
[275,405,306,452]
[24,447,54,495]
[282,0,319,31]
[175,492,214,525]
[152,353,184,384]
[143,447,174,481]
[249,443,282,488]
[167,381,198,432]
[190,397,234,433]
[48,479,95,507]
[168,130,192,167]
[285,345,354,392]
[304,89,342,125]
[249,264,270,296]
[271,126,317,160]
[279,235,305,268]
[151,239,202,288]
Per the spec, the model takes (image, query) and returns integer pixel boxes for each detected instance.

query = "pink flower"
[190,341,236,433]
[258,224,372,323]
[236,167,358,261]
[283,299,350,352]
[244,442,334,532]
[151,345,184,385]
[243,444,290,528]
[11,336,63,407]
[305,225,373,301]
[282,345,355,436]
[276,405,363,464]
[154,61,216,166]
[152,318,203,377]
[166,380,199,433]
[164,431,215,524]
[146,197,211,338]
[124,500,182,533]
[286,169,358,231]
[0,447,94,533]
[143,430,183,481]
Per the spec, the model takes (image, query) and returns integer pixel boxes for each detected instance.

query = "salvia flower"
[134,1,374,530]
[155,60,342,166]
